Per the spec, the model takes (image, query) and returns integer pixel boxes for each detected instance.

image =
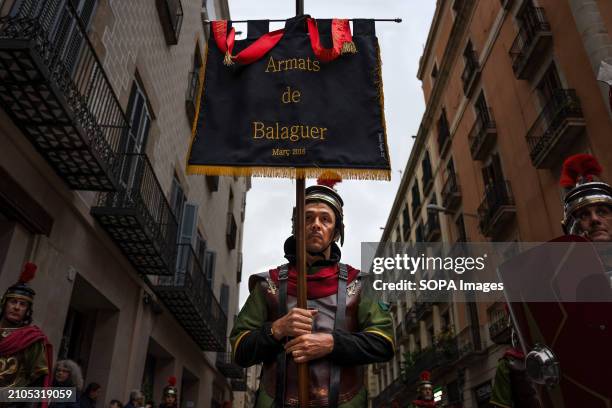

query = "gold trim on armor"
[3,294,33,303]
[232,330,251,357]
[364,328,395,349]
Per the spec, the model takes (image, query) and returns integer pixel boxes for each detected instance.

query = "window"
[411,183,421,216]
[170,175,186,223]
[474,92,490,125]
[51,0,98,74]
[186,45,203,121]
[481,153,505,188]
[437,108,450,155]
[205,250,216,288]
[220,283,229,316]
[124,80,152,155]
[430,62,438,80]
[537,63,562,103]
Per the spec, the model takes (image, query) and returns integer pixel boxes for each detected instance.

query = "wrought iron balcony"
[461,51,481,97]
[154,244,227,351]
[424,214,441,242]
[156,0,183,45]
[455,325,485,364]
[468,109,497,161]
[404,309,418,333]
[488,302,511,344]
[0,0,126,190]
[91,154,178,275]
[226,211,237,250]
[216,352,245,379]
[509,6,552,79]
[403,342,459,386]
[526,89,585,169]
[478,181,516,237]
[185,71,200,122]
[442,173,461,211]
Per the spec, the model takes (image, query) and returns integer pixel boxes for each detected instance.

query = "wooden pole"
[294,0,308,404]
[295,177,308,408]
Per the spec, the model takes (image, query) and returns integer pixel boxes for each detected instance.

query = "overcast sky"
[229,1,436,308]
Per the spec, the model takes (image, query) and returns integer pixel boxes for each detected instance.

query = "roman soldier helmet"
[417,370,433,392]
[560,154,612,235]
[293,172,345,246]
[1,262,37,325]
[163,376,178,399]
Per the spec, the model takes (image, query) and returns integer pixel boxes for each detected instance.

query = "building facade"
[370,0,612,406]
[0,0,250,406]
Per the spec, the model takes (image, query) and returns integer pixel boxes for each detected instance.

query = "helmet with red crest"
[1,262,38,325]
[293,172,345,246]
[560,154,612,235]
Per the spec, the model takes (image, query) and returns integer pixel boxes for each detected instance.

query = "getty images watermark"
[360,242,612,303]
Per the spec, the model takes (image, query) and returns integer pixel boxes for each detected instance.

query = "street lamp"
[426,203,478,218]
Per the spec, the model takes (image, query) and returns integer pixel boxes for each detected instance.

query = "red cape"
[268,263,360,299]
[0,325,53,408]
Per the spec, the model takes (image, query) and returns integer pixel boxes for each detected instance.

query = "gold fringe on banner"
[341,41,358,55]
[186,165,391,181]
[374,42,391,171]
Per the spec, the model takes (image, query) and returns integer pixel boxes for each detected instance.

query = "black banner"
[187,15,391,180]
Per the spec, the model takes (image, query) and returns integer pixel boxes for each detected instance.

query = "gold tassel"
[341,41,358,55]
[223,51,234,66]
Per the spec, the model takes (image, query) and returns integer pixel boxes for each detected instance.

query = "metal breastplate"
[258,273,363,406]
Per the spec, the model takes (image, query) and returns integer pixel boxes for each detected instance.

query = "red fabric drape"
[268,264,359,299]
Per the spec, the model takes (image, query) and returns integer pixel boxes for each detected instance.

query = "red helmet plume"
[317,171,342,190]
[19,262,37,284]
[560,154,602,187]
[420,371,431,382]
[167,376,177,387]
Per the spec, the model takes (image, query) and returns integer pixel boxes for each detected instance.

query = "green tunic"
[490,358,512,408]
[230,268,394,408]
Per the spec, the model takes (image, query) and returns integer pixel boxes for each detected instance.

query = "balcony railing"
[226,212,237,250]
[488,302,511,344]
[509,6,552,79]
[478,181,516,237]
[91,154,178,275]
[156,0,183,45]
[526,89,585,169]
[185,70,200,122]
[461,51,481,97]
[403,341,460,386]
[155,244,227,351]
[469,109,497,161]
[442,173,462,210]
[216,352,246,379]
[0,0,127,190]
[424,214,441,242]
